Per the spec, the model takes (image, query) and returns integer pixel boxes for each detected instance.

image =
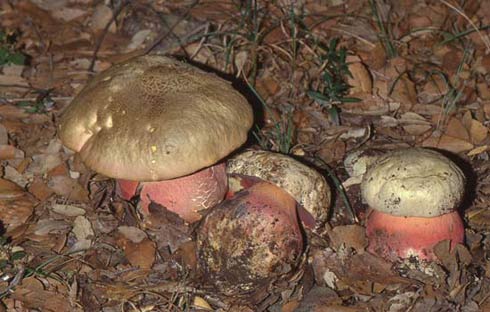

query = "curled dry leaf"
[346,55,373,94]
[0,178,36,231]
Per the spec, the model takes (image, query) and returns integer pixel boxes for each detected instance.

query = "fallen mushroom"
[225,149,331,233]
[197,181,304,297]
[58,55,253,223]
[361,148,465,261]
[196,150,330,296]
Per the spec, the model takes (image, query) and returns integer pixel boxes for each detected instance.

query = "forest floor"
[1,0,490,311]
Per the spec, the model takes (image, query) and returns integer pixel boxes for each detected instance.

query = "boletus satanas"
[226,149,331,233]
[197,150,331,296]
[361,148,465,261]
[58,55,253,223]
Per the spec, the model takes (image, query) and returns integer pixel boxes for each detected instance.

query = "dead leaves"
[0,178,36,232]
[11,277,79,312]
[115,226,156,269]
[1,0,490,311]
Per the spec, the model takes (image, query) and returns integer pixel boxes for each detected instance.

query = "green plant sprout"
[0,31,26,66]
[369,0,397,58]
[248,82,295,155]
[308,38,360,124]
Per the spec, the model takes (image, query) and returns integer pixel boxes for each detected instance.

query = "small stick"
[88,1,130,72]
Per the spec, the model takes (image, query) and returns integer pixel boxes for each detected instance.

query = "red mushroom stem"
[366,209,464,261]
[117,163,227,223]
[226,174,317,230]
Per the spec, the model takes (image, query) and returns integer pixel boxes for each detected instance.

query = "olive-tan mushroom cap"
[361,148,465,217]
[58,55,253,181]
[227,150,331,226]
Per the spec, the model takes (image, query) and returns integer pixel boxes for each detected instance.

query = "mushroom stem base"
[366,209,464,261]
[117,163,227,223]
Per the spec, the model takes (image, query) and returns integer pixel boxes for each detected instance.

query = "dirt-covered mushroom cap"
[361,148,465,217]
[58,55,253,181]
[227,150,331,227]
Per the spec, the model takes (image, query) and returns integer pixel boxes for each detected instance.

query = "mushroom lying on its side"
[58,55,253,223]
[361,148,465,261]
[197,181,303,296]
[196,150,331,296]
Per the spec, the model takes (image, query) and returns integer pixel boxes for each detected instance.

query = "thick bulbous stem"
[366,209,464,261]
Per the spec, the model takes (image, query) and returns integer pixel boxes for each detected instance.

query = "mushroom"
[342,148,385,188]
[196,150,330,296]
[197,181,303,296]
[361,148,465,261]
[58,55,253,223]
[226,149,331,233]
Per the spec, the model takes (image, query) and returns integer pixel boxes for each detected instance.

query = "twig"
[0,84,33,89]
[0,266,25,298]
[330,26,376,48]
[88,1,130,72]
[314,157,359,223]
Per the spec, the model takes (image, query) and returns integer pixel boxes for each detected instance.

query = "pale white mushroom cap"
[227,150,331,227]
[361,148,465,217]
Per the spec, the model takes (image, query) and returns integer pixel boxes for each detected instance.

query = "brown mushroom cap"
[226,150,331,227]
[58,55,253,181]
[361,148,465,217]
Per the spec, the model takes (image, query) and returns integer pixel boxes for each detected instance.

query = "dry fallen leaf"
[0,195,36,231]
[418,74,448,104]
[71,215,94,251]
[28,178,55,201]
[422,133,474,153]
[462,111,488,144]
[116,227,156,269]
[346,55,372,94]
[12,277,76,312]
[90,4,116,32]
[51,204,86,217]
[0,145,24,160]
[47,175,89,202]
[328,224,368,253]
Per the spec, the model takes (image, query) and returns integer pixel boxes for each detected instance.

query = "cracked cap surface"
[227,150,331,228]
[58,55,253,181]
[361,148,465,217]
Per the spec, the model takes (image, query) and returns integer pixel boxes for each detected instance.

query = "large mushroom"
[197,150,331,296]
[197,181,303,296]
[58,55,253,223]
[361,148,465,261]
